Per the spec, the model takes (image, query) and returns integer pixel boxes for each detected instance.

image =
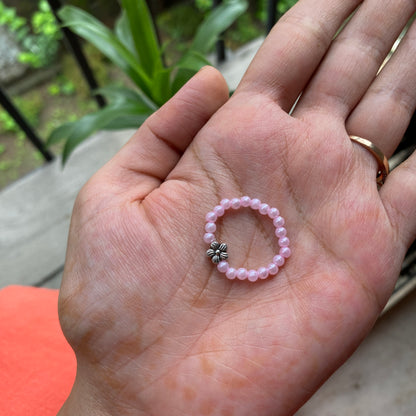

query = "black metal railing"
[214,0,227,63]
[0,87,54,161]
[47,0,106,109]
[0,0,108,163]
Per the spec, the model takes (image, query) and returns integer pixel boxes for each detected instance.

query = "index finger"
[239,0,362,111]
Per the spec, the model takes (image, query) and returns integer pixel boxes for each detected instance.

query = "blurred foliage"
[255,0,298,21]
[194,0,213,13]
[195,0,299,20]
[0,93,43,135]
[0,90,44,185]
[2,0,121,25]
[0,0,62,68]
[192,0,299,51]
[227,12,262,46]
[158,3,204,41]
[48,0,248,164]
[158,1,264,64]
[65,0,121,26]
[47,77,76,96]
[157,2,205,64]
[61,43,111,99]
[276,0,298,15]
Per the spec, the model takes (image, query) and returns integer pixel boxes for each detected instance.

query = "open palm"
[58,1,416,415]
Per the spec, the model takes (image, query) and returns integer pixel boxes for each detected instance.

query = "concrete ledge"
[297,289,416,415]
[0,129,133,287]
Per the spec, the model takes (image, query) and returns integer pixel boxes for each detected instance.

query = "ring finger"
[346,18,416,157]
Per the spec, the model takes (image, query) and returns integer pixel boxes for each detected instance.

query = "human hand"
[58,1,416,415]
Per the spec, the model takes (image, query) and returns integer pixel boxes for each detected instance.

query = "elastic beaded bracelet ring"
[204,196,291,282]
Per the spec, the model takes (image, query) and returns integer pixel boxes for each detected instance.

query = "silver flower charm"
[206,241,228,264]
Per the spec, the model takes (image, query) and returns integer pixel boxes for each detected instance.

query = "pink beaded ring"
[204,197,291,282]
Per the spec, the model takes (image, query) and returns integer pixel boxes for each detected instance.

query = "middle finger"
[293,0,416,120]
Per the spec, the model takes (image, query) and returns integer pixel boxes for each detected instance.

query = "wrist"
[58,372,150,416]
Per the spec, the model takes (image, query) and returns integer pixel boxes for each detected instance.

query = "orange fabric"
[0,286,76,415]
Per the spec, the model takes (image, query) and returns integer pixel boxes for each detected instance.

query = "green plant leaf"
[120,0,163,77]
[39,0,51,13]
[46,121,77,146]
[58,5,152,97]
[170,67,198,96]
[152,68,173,106]
[96,114,146,130]
[60,101,155,164]
[47,84,158,156]
[114,11,136,58]
[47,83,157,161]
[95,85,158,110]
[177,50,211,72]
[189,0,248,55]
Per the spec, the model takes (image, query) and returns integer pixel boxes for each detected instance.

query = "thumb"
[95,66,229,201]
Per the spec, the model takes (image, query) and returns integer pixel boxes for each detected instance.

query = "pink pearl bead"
[217,261,229,273]
[231,198,241,209]
[203,233,215,244]
[273,254,285,267]
[259,203,269,215]
[205,211,217,222]
[240,196,251,207]
[220,198,231,209]
[250,198,261,210]
[273,216,285,227]
[205,222,216,233]
[258,267,269,280]
[268,263,278,275]
[268,207,279,219]
[237,268,247,280]
[226,267,237,280]
[213,205,225,217]
[279,237,290,247]
[280,247,291,258]
[248,270,259,282]
[275,227,287,238]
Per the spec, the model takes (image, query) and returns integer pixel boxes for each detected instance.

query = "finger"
[99,66,229,199]
[346,19,416,156]
[239,0,362,111]
[381,149,416,252]
[294,0,416,120]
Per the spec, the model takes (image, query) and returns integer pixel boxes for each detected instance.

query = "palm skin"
[58,1,416,415]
